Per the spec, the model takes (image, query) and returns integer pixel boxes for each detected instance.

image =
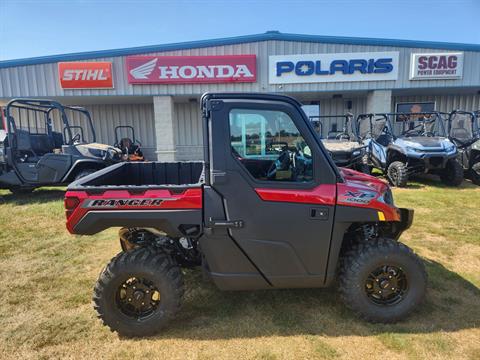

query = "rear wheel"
[387,161,408,187]
[440,159,463,186]
[93,247,184,337]
[469,161,480,186]
[338,238,427,323]
[74,169,97,181]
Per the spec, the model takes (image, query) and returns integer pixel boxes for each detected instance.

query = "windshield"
[395,112,446,137]
[50,107,96,144]
[309,114,355,140]
[449,112,475,141]
[356,114,388,140]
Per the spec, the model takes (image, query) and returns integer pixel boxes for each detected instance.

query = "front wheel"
[338,238,427,323]
[440,159,463,186]
[469,161,480,186]
[387,161,408,187]
[93,247,184,337]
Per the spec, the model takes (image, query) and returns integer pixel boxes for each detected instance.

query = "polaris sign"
[269,52,399,84]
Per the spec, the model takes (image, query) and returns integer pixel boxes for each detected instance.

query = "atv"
[356,112,462,187]
[446,110,480,185]
[309,113,369,173]
[65,93,426,337]
[0,99,122,194]
[114,125,144,161]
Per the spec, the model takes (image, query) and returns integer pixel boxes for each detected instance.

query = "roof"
[2,31,480,69]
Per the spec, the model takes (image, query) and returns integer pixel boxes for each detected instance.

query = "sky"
[1,0,479,61]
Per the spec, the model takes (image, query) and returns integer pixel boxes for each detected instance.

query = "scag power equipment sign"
[126,55,256,84]
[409,53,464,80]
[269,52,399,84]
[58,62,114,89]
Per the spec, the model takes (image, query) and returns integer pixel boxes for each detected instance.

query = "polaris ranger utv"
[356,112,462,187]
[0,99,122,193]
[65,93,426,337]
[310,114,369,173]
[446,110,480,185]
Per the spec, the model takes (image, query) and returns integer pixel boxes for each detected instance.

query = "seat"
[29,134,55,156]
[376,134,391,147]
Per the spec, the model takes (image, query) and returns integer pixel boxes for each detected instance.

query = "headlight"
[352,150,361,156]
[445,144,455,153]
[378,188,394,206]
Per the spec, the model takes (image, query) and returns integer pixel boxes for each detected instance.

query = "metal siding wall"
[2,41,480,98]
[316,97,367,137]
[174,102,203,160]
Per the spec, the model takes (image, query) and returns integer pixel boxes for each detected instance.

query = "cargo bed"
[65,161,204,235]
[68,161,205,190]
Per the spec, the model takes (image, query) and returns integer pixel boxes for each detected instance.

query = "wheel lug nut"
[141,302,145,305]
[391,288,395,290]
[128,298,132,302]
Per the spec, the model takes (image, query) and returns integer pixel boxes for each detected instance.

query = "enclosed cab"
[65,93,426,337]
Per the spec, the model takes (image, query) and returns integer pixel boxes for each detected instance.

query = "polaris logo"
[126,55,257,84]
[269,52,399,84]
[85,198,171,208]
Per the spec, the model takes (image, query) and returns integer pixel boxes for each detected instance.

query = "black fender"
[62,158,107,182]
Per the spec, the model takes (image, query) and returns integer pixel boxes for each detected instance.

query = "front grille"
[430,157,443,167]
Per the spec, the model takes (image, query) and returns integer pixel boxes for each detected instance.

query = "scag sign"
[58,62,114,89]
[410,53,464,80]
[126,55,256,84]
[269,52,399,84]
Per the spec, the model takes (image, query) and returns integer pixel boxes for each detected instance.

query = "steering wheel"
[404,123,424,137]
[266,148,292,180]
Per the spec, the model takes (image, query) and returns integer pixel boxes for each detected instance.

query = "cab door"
[207,98,338,288]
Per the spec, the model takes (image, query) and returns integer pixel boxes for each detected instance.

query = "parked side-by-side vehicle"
[65,93,426,337]
[310,113,369,173]
[446,110,480,185]
[356,112,462,187]
[0,99,122,193]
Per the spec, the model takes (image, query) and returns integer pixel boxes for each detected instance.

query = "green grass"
[0,180,479,360]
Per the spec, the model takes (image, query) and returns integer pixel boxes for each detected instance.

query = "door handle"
[207,217,244,228]
[310,207,329,220]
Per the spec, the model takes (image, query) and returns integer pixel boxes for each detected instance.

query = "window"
[229,108,313,182]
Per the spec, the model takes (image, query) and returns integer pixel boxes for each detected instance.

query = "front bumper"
[391,207,414,240]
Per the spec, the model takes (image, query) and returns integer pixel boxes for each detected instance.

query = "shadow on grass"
[145,258,479,341]
[0,188,65,205]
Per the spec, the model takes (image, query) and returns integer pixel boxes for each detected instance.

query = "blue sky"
[1,0,479,61]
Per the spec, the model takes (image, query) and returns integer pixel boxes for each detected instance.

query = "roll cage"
[309,113,357,140]
[447,110,479,146]
[355,112,448,141]
[5,99,97,146]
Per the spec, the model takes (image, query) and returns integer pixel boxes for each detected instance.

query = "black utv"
[0,99,122,194]
[446,110,480,185]
[357,112,462,187]
[310,113,369,173]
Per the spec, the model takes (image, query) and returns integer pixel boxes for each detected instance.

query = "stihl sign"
[126,55,256,84]
[58,62,114,89]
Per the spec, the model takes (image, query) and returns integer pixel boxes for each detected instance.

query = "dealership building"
[1,31,480,161]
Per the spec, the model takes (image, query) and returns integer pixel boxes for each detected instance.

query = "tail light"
[64,196,80,219]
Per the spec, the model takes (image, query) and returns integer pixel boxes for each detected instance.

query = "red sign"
[58,62,114,89]
[126,55,256,84]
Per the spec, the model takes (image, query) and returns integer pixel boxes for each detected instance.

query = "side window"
[229,108,313,182]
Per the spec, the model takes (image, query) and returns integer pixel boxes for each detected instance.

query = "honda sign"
[58,62,114,89]
[126,55,256,84]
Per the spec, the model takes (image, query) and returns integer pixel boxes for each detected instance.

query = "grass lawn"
[0,179,479,360]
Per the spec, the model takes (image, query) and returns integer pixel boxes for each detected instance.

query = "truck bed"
[65,161,204,235]
[69,161,205,189]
